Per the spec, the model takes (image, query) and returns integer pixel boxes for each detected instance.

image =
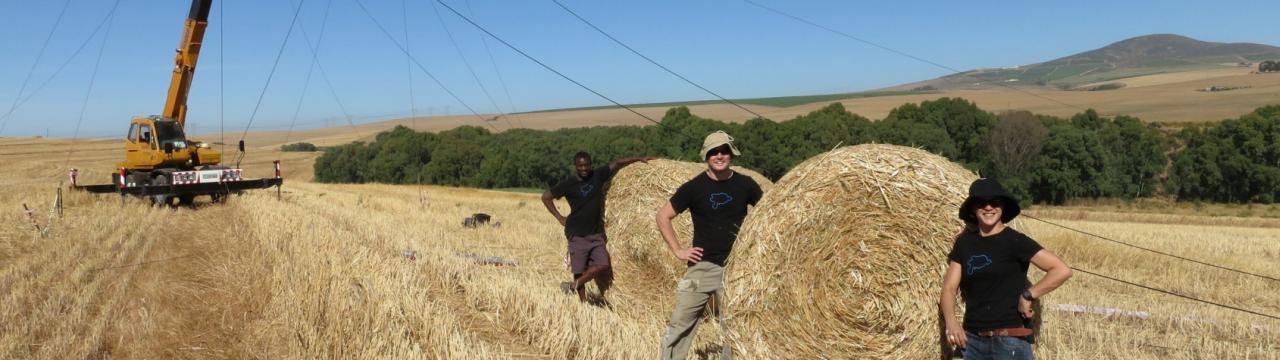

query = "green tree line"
[280,142,318,152]
[314,98,1280,204]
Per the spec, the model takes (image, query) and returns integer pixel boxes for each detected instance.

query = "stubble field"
[0,137,1277,359]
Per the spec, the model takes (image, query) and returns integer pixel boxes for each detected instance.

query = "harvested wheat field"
[1,137,1277,359]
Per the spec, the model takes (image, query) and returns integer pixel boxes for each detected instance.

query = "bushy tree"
[876,98,996,168]
[1169,108,1280,202]
[876,102,960,160]
[280,142,318,152]
[314,142,376,183]
[1097,116,1168,198]
[367,126,433,183]
[736,103,872,180]
[473,129,573,188]
[311,101,1280,205]
[423,140,484,186]
[981,111,1048,201]
[1029,123,1113,204]
[655,106,737,161]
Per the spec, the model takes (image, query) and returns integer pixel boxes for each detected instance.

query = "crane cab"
[120,115,221,171]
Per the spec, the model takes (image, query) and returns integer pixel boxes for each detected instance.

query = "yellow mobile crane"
[71,0,282,205]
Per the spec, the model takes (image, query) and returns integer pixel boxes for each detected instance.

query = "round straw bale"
[725,144,978,359]
[602,159,771,315]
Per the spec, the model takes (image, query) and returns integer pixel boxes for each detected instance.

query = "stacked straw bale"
[725,144,977,359]
[602,159,771,315]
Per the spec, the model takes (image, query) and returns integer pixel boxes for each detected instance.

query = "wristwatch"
[1021,289,1036,301]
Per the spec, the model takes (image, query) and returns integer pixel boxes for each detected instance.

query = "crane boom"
[162,0,212,128]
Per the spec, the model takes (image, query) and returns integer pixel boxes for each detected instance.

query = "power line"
[219,0,226,154]
[1073,266,1280,322]
[237,0,309,142]
[283,0,336,145]
[1024,214,1280,283]
[550,0,764,120]
[352,0,497,132]
[5,0,73,125]
[432,0,694,141]
[287,0,362,138]
[403,0,418,131]
[406,0,426,191]
[64,0,121,170]
[463,0,522,126]
[0,1,122,135]
[428,0,515,130]
[741,0,1089,113]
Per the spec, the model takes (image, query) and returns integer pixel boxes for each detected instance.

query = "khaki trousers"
[659,261,733,360]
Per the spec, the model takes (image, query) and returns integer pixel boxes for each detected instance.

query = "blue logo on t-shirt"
[709,192,734,209]
[579,184,594,197]
[966,255,992,275]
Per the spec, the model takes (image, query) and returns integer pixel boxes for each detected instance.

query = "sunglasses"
[972,197,1005,208]
[706,145,734,159]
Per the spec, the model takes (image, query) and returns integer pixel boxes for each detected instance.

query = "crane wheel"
[150,174,174,207]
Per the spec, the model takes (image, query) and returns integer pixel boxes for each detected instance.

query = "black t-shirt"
[669,171,763,266]
[550,166,614,238]
[947,228,1043,331]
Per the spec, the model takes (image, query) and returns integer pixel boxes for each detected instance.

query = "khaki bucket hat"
[700,130,742,158]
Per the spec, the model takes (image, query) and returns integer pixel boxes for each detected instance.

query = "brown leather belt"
[976,328,1034,337]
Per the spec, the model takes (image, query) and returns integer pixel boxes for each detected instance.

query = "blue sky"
[0,0,1275,138]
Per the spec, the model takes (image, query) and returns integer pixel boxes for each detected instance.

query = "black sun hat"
[958,178,1022,225]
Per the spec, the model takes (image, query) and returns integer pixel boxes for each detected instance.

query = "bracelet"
[1021,289,1036,301]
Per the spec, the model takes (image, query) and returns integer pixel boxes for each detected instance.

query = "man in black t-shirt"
[542,151,653,302]
[657,131,763,360]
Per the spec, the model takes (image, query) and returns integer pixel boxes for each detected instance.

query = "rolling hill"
[898,34,1280,90]
[466,34,1280,129]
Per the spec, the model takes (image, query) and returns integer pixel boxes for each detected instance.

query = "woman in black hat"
[940,178,1073,360]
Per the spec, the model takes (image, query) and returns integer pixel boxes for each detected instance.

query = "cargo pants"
[659,261,733,360]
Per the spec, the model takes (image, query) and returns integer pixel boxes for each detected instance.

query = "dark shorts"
[567,233,611,274]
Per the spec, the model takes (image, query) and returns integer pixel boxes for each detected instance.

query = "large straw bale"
[602,159,771,315]
[725,144,977,359]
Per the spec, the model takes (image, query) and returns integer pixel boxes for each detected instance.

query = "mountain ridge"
[905,34,1280,90]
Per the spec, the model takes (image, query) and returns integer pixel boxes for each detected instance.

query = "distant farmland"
[517,90,934,114]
